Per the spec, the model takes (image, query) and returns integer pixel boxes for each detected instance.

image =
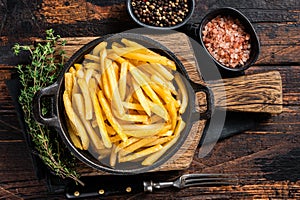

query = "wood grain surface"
[0,0,299,199]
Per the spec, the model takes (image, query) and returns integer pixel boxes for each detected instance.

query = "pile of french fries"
[63,37,188,167]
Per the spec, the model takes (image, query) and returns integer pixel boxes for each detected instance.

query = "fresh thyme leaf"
[13,29,83,185]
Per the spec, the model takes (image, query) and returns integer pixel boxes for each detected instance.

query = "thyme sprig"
[13,29,83,185]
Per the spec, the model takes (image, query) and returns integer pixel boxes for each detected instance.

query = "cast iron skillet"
[32,33,214,174]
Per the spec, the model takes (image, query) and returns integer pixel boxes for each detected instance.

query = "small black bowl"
[127,0,195,30]
[199,7,260,74]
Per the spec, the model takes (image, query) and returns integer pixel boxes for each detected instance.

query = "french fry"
[110,144,117,167]
[84,54,100,62]
[142,119,186,166]
[119,144,163,163]
[150,63,174,80]
[63,91,89,150]
[106,52,126,64]
[100,48,112,100]
[113,44,176,70]
[73,93,105,150]
[92,41,107,56]
[119,61,128,101]
[119,136,158,157]
[151,74,177,95]
[64,72,73,99]
[97,90,128,142]
[78,78,93,120]
[66,117,83,150]
[115,137,140,153]
[116,113,149,123]
[146,99,169,121]
[85,68,94,84]
[122,101,144,111]
[121,38,158,56]
[131,77,151,116]
[84,62,100,71]
[74,63,82,71]
[89,79,112,148]
[129,64,163,106]
[174,73,188,114]
[105,59,125,116]
[76,68,84,78]
[144,136,174,147]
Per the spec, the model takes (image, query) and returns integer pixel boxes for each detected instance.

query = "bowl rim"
[199,7,260,72]
[126,0,195,30]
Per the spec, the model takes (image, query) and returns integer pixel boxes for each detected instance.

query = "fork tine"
[182,174,237,188]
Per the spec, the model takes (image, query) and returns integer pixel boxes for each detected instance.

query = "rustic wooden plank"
[193,0,300,23]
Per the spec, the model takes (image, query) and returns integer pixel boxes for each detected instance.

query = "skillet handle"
[32,83,59,128]
[206,71,283,113]
[190,82,214,120]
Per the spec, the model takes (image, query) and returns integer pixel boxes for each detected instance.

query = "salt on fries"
[63,38,188,167]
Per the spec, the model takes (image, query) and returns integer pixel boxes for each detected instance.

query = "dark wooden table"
[1,0,300,199]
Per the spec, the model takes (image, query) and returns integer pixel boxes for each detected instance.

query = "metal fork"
[143,173,236,192]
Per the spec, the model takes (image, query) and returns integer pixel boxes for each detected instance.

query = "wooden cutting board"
[57,32,282,176]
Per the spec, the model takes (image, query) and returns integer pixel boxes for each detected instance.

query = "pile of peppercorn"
[130,0,190,28]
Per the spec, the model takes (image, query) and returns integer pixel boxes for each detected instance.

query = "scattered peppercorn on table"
[1,0,300,199]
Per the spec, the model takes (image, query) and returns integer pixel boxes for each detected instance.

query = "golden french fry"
[113,43,176,70]
[129,64,163,106]
[64,72,73,99]
[84,62,100,71]
[74,63,82,71]
[144,136,174,147]
[151,74,177,95]
[115,137,140,153]
[89,80,112,148]
[63,91,89,150]
[174,73,188,114]
[73,93,105,150]
[92,41,107,56]
[84,54,100,62]
[110,134,122,143]
[150,83,179,107]
[110,144,117,167]
[122,128,165,138]
[146,99,169,121]
[76,68,84,78]
[65,117,83,150]
[85,68,94,84]
[119,136,158,157]
[150,63,174,80]
[122,101,144,111]
[78,78,93,120]
[119,144,163,163]
[142,119,186,166]
[106,52,126,64]
[100,48,112,100]
[105,59,125,116]
[131,77,151,116]
[97,90,128,142]
[121,38,158,55]
[119,61,128,101]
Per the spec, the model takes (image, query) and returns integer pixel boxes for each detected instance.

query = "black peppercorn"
[130,0,191,28]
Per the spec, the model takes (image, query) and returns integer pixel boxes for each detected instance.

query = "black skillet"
[32,33,213,174]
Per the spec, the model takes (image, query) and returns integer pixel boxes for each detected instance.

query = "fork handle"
[144,181,174,192]
[65,176,145,199]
